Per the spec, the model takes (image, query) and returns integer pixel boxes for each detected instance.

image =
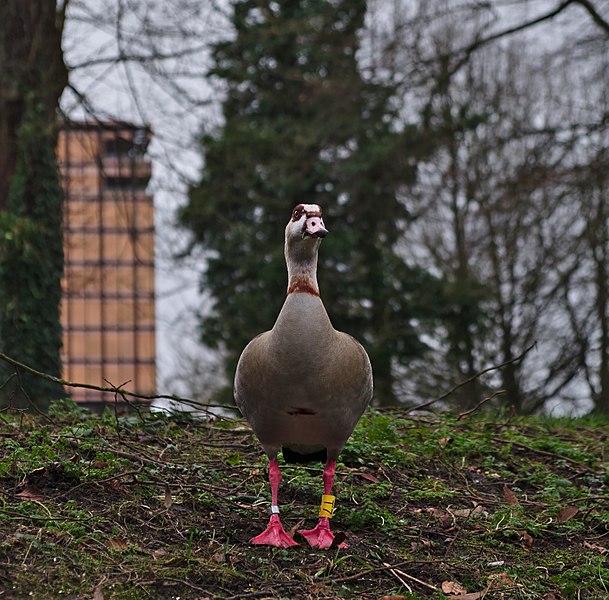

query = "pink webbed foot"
[298,517,348,549]
[251,513,298,548]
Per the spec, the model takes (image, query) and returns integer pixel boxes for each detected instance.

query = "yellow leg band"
[319,494,336,518]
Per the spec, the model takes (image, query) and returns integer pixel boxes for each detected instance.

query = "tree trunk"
[0,1,68,408]
[592,190,609,415]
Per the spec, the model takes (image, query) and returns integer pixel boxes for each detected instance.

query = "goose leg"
[298,460,348,549]
[250,458,298,547]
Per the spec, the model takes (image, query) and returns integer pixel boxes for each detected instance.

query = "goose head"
[284,204,329,295]
[285,203,328,247]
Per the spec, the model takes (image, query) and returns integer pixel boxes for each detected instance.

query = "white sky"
[61,0,230,399]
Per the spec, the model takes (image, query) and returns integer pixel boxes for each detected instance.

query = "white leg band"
[270,505,280,514]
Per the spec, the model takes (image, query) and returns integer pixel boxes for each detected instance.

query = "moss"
[0,408,606,598]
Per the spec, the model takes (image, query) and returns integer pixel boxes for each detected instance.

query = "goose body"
[234,204,373,548]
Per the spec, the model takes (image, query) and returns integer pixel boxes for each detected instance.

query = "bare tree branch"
[573,0,609,34]
[0,352,233,417]
[405,343,537,414]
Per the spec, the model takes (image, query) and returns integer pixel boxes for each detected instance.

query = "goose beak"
[303,216,329,239]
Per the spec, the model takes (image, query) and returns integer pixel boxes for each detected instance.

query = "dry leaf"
[557,505,578,523]
[488,572,514,588]
[441,580,468,595]
[426,507,451,522]
[164,484,173,509]
[329,531,348,549]
[358,472,380,483]
[502,484,519,506]
[583,540,607,554]
[288,518,305,538]
[211,549,225,563]
[411,539,431,552]
[16,485,44,502]
[438,437,452,447]
[152,549,168,560]
[92,583,105,600]
[521,530,533,549]
[107,480,128,494]
[451,505,486,518]
[107,537,129,551]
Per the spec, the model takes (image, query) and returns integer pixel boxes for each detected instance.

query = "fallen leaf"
[107,480,128,494]
[329,531,348,549]
[288,519,305,538]
[450,504,486,518]
[358,472,380,483]
[411,539,431,552]
[442,580,467,595]
[27,466,47,479]
[488,572,514,588]
[92,583,105,600]
[16,484,44,502]
[152,549,167,560]
[424,507,452,526]
[502,484,519,506]
[557,505,579,523]
[521,530,533,549]
[211,549,225,563]
[583,540,607,554]
[164,484,173,509]
[107,537,129,551]
[438,437,452,447]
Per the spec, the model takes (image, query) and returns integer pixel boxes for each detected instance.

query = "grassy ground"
[0,400,607,599]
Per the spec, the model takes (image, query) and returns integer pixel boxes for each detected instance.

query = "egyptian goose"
[234,204,373,549]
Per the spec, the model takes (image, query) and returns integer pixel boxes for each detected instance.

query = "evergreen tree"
[181,0,436,404]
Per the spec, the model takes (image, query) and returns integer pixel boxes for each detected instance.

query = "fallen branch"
[405,342,537,414]
[457,390,506,420]
[493,437,596,472]
[0,351,233,417]
[383,562,438,592]
[331,559,439,584]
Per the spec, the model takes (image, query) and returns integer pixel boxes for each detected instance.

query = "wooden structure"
[57,122,156,406]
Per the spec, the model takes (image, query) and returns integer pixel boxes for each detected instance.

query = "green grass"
[0,401,607,598]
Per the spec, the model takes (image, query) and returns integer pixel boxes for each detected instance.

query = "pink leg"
[250,458,298,548]
[298,460,348,549]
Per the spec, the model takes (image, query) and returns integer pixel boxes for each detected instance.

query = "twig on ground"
[331,560,438,584]
[493,437,596,472]
[383,562,438,592]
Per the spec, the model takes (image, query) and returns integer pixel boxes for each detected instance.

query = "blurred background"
[1,0,608,415]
